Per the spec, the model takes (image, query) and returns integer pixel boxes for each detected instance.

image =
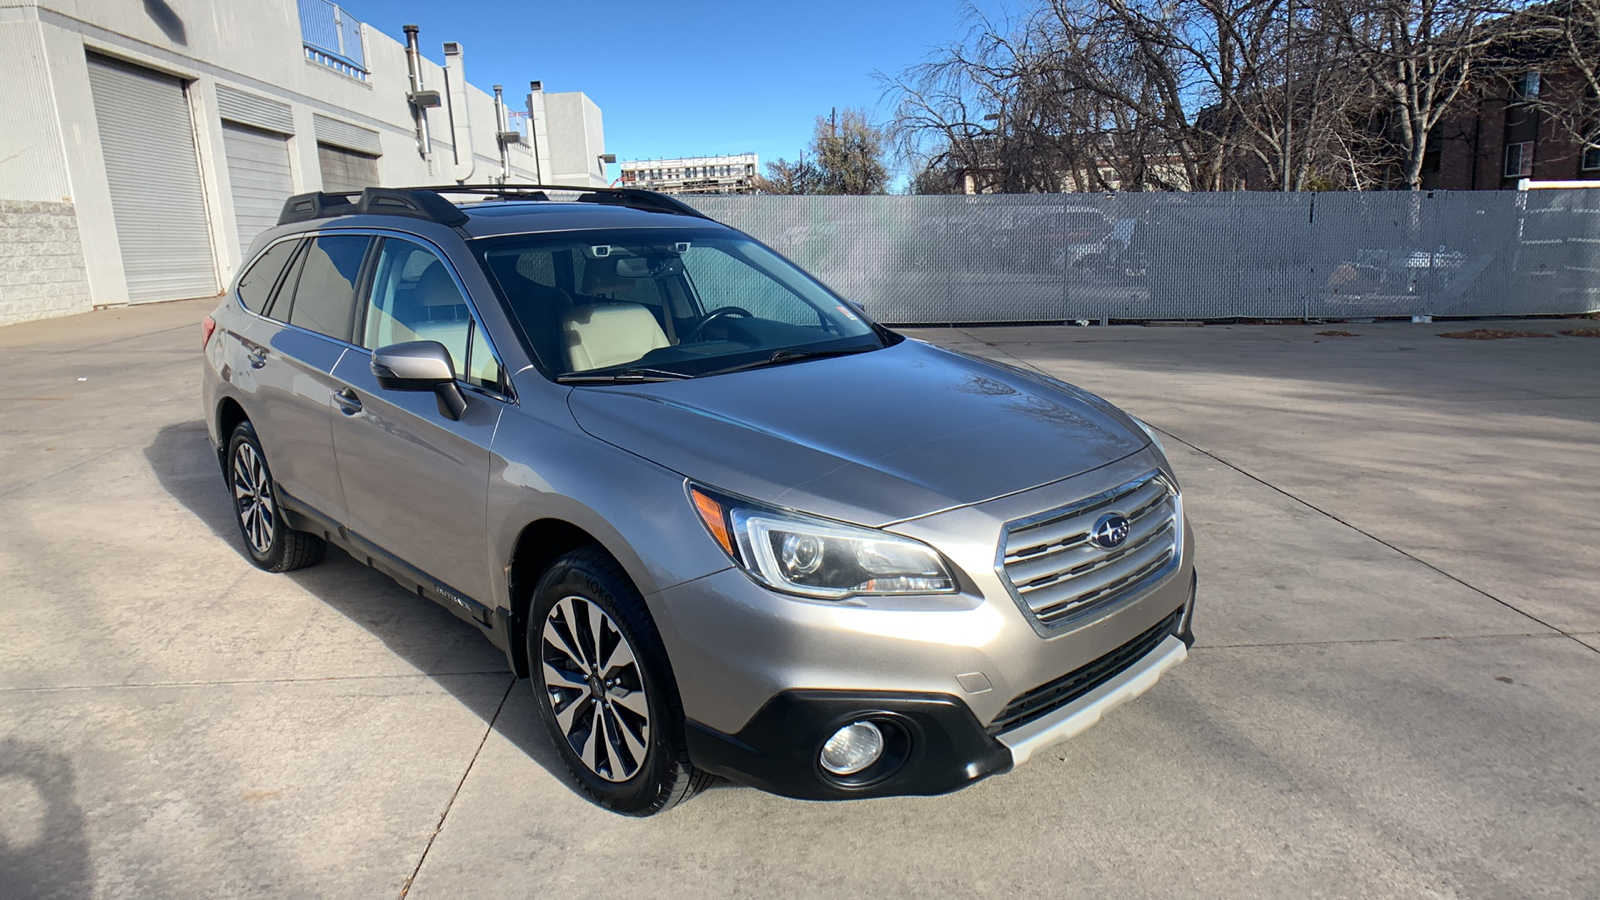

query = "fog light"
[819,721,885,776]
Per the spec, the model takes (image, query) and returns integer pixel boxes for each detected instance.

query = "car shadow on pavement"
[143,419,573,785]
[0,740,94,900]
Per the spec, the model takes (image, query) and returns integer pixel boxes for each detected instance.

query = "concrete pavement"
[1,303,1596,898]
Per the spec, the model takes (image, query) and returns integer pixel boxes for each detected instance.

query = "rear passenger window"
[236,240,300,312]
[283,235,369,342]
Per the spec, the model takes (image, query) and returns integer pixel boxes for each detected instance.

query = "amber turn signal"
[690,486,734,557]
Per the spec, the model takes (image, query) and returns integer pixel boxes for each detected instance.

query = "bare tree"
[1526,0,1600,153]
[885,0,1375,193]
[888,0,1544,193]
[1324,0,1521,189]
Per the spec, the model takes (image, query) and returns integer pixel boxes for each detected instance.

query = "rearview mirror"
[615,256,684,278]
[371,341,467,420]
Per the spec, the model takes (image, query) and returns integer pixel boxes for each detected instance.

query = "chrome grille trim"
[996,470,1181,632]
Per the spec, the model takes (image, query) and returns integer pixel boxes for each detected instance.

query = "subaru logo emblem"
[1090,513,1131,550]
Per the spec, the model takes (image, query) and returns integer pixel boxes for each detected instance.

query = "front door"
[330,237,507,612]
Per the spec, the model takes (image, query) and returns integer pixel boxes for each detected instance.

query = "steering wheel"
[683,305,753,341]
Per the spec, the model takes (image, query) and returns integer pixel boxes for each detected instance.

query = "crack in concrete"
[0,445,129,500]
[398,677,515,899]
[0,671,514,693]
[1159,429,1600,657]
[1199,632,1566,651]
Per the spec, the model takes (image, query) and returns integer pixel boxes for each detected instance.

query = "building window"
[1583,145,1600,172]
[1509,71,1540,104]
[1505,141,1534,178]
[1421,126,1442,173]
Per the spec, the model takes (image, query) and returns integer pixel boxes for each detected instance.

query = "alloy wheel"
[540,595,651,782]
[232,441,275,554]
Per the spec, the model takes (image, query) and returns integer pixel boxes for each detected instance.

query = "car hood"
[565,339,1147,525]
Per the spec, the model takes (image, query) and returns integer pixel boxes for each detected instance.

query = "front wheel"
[528,547,711,815]
[226,421,325,573]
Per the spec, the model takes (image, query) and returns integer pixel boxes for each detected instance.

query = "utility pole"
[1283,0,1294,192]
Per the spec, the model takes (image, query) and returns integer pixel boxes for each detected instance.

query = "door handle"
[333,388,363,415]
[246,346,267,368]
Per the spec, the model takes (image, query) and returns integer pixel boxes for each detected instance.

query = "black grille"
[987,608,1183,736]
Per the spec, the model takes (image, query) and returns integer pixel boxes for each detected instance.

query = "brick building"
[1424,66,1600,189]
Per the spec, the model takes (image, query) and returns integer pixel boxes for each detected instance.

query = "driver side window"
[362,239,503,390]
[681,246,818,326]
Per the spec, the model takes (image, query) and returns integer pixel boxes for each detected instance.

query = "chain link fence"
[685,190,1600,325]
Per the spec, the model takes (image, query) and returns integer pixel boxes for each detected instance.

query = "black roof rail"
[276,183,712,228]
[415,183,712,220]
[278,192,355,224]
[359,187,470,226]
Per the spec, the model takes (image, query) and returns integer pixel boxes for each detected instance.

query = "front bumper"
[679,572,1197,799]
[645,451,1197,799]
[685,691,1014,801]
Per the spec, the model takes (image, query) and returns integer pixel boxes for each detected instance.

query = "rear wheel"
[528,547,711,815]
[226,421,325,573]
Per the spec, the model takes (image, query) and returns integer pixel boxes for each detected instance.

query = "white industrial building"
[0,0,610,326]
[618,154,759,195]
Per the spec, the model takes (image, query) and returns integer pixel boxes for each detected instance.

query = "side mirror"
[371,341,467,420]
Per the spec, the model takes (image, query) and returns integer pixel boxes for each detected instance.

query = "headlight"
[689,485,956,599]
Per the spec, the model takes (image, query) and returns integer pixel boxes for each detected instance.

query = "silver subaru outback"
[201,185,1196,816]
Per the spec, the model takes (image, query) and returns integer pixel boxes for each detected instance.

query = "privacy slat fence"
[686,190,1600,325]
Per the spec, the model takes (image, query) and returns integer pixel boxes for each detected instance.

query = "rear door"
[330,237,508,617]
[243,233,372,526]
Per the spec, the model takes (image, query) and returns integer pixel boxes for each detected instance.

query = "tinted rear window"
[284,235,369,342]
[236,240,299,312]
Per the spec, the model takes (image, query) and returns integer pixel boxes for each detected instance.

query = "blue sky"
[337,0,1009,184]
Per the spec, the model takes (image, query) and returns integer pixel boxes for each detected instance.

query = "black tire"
[226,421,325,573]
[527,546,712,816]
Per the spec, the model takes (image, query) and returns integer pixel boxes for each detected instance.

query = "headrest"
[581,259,632,298]
[413,261,463,308]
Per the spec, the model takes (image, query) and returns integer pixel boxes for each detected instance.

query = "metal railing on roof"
[299,0,367,80]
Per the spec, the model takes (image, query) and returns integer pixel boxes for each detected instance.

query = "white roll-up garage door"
[87,54,217,303]
[222,123,293,256]
[317,143,380,193]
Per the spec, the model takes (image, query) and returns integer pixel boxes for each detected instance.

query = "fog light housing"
[819,721,885,776]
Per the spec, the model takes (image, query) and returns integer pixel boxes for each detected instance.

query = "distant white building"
[0,0,609,326]
[618,154,759,195]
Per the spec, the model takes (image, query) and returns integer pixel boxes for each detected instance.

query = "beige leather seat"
[562,302,669,372]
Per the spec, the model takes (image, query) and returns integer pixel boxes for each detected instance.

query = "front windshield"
[474,228,886,380]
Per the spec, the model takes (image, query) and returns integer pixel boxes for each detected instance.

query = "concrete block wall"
[0,200,91,327]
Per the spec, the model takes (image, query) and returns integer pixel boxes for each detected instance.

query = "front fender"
[485,386,733,624]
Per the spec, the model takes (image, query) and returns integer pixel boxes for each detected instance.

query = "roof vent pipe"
[493,84,511,183]
[442,41,475,182]
[526,80,548,185]
[402,25,436,160]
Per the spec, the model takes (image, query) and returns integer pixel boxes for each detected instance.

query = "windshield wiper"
[556,367,694,384]
[700,345,877,378]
